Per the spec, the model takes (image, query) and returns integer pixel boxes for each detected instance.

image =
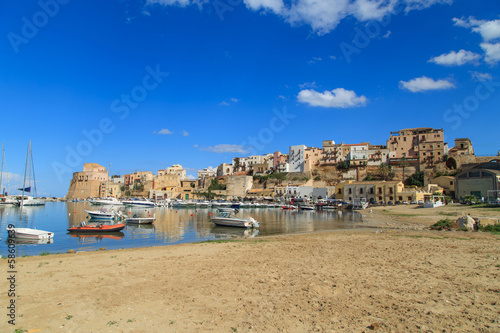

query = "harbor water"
[1,202,364,256]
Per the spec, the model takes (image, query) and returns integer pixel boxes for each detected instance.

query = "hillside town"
[65,127,500,204]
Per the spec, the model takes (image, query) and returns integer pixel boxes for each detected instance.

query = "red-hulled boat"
[67,223,126,233]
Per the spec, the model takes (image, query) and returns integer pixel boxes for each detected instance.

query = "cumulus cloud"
[156,128,173,134]
[453,17,500,42]
[428,49,481,66]
[182,130,189,136]
[200,144,249,154]
[480,42,500,64]
[297,88,367,108]
[219,101,230,106]
[399,76,455,92]
[147,0,451,35]
[299,81,317,89]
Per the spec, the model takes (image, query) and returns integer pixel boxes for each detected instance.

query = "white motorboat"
[122,198,157,207]
[7,227,54,240]
[90,197,123,206]
[85,209,123,220]
[211,211,259,228]
[298,205,315,211]
[18,195,45,206]
[126,213,156,224]
[0,196,18,205]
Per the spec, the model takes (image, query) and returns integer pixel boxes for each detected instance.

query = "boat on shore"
[211,211,259,228]
[68,223,126,233]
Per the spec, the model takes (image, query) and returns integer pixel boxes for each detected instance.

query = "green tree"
[377,163,391,181]
[234,157,240,171]
[407,171,425,187]
[337,160,350,170]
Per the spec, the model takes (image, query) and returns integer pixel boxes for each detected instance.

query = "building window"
[450,181,453,185]
[348,188,352,194]
[360,188,363,194]
[389,188,393,194]
[379,196,382,200]
[338,189,342,194]
[378,188,382,194]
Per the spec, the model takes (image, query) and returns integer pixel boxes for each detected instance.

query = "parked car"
[371,201,379,206]
[402,201,409,205]
[379,200,386,205]
[410,200,417,204]
[395,201,402,205]
[388,201,394,205]
[417,200,424,205]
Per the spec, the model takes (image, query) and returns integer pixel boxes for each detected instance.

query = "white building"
[165,164,187,180]
[198,167,217,180]
[217,163,233,177]
[289,145,306,173]
[232,157,248,172]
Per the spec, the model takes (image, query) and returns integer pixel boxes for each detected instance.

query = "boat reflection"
[7,238,54,245]
[210,226,259,238]
[69,232,125,241]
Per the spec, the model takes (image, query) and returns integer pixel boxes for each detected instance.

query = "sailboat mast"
[21,141,31,210]
[0,143,3,196]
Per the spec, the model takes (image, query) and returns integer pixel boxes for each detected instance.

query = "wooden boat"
[68,223,126,233]
[126,214,156,224]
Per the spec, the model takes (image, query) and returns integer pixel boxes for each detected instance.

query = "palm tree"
[398,157,410,183]
[378,163,390,181]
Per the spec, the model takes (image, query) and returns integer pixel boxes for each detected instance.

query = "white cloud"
[308,57,322,63]
[219,101,230,106]
[156,128,173,134]
[383,30,392,38]
[453,17,500,42]
[278,95,286,100]
[399,76,455,92]
[201,144,249,154]
[469,71,492,82]
[480,42,500,64]
[297,88,367,108]
[148,0,450,35]
[299,81,317,89]
[187,174,197,180]
[329,55,337,60]
[230,97,239,102]
[182,130,189,136]
[428,49,481,66]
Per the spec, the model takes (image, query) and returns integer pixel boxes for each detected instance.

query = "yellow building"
[65,163,108,199]
[225,175,253,199]
[432,176,455,197]
[180,180,197,200]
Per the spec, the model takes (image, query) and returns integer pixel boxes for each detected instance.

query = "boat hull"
[67,224,126,233]
[211,218,251,228]
[7,227,54,240]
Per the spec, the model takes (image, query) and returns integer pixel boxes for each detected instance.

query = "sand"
[3,204,500,332]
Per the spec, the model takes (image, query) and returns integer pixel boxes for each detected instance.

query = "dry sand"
[2,205,500,332]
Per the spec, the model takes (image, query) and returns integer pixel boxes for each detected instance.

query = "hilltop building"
[65,163,108,199]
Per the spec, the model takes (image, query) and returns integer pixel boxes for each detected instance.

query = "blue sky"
[1,0,499,196]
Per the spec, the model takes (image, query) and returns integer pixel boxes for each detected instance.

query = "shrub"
[430,219,452,230]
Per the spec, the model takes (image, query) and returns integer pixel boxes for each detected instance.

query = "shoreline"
[3,206,500,332]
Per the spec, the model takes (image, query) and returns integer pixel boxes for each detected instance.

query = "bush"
[407,171,425,187]
[314,176,321,181]
[430,219,452,230]
[481,224,500,233]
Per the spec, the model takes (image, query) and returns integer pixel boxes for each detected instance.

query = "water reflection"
[1,202,363,256]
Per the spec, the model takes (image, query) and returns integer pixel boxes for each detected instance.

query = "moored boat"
[68,223,126,233]
[85,209,123,220]
[7,227,54,240]
[210,211,259,228]
[122,198,156,207]
[126,213,156,224]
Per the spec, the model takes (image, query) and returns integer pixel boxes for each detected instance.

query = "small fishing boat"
[126,213,156,224]
[211,211,259,228]
[85,209,123,220]
[122,198,156,207]
[90,197,123,206]
[281,205,297,210]
[7,227,54,240]
[68,223,126,233]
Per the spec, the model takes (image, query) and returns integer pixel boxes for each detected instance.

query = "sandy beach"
[3,205,500,332]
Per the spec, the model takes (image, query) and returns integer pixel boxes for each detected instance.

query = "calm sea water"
[0,202,363,256]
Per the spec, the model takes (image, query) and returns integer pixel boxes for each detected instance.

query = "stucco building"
[65,163,109,199]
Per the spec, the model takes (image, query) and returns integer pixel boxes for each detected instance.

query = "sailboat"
[0,143,17,205]
[6,141,53,240]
